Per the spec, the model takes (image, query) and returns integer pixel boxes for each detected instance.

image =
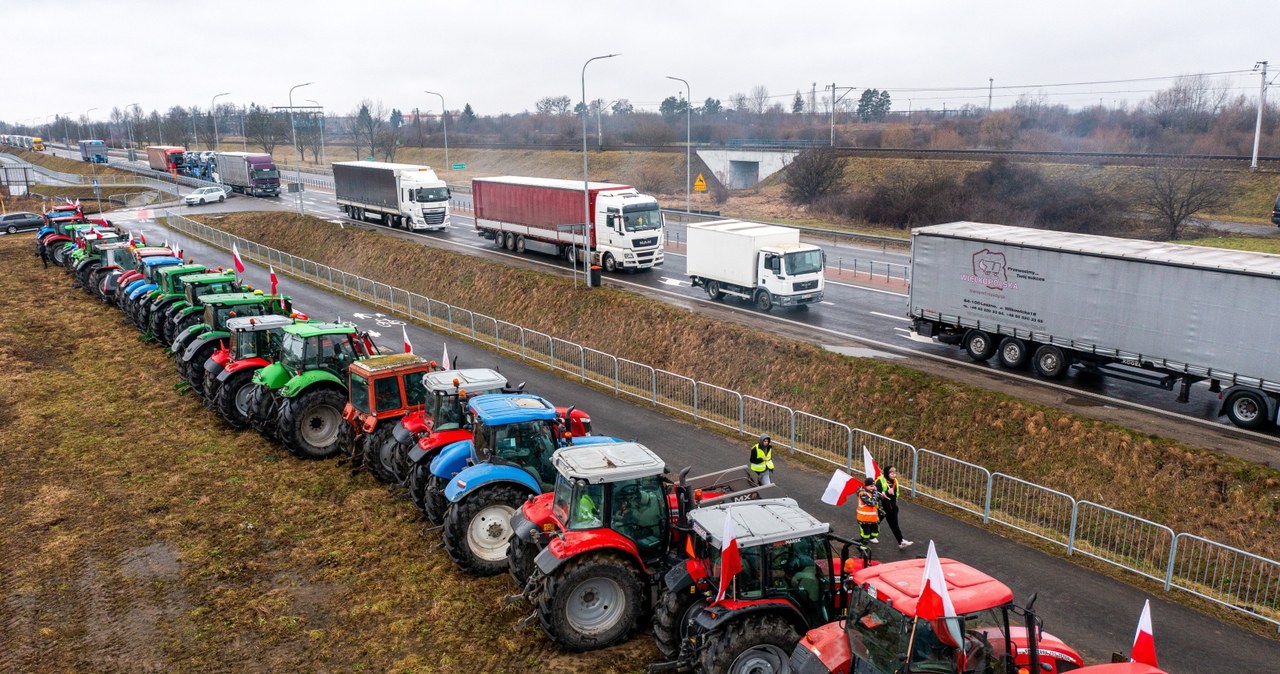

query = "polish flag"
[715,513,742,604]
[917,542,964,651]
[174,246,183,261]
[441,343,451,370]
[821,469,861,506]
[163,239,169,249]
[402,325,413,354]
[269,265,278,295]
[231,243,245,273]
[863,446,882,481]
[140,233,146,245]
[1130,600,1158,667]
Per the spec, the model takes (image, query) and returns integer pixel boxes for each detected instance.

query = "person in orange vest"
[748,434,774,486]
[856,477,881,544]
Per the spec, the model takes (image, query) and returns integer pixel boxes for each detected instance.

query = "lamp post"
[423,90,449,170]
[43,115,55,147]
[84,108,98,148]
[126,103,138,151]
[306,99,325,166]
[666,76,691,214]
[288,81,313,216]
[59,111,73,148]
[211,92,231,151]
[581,53,619,288]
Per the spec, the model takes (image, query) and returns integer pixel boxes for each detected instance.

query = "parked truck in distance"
[909,221,1280,430]
[78,140,108,163]
[686,219,825,311]
[213,152,280,197]
[332,161,450,231]
[472,176,664,273]
[146,145,185,173]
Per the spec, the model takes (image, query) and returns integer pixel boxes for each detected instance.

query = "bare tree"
[244,104,286,154]
[535,95,573,115]
[749,85,770,114]
[1145,74,1229,132]
[354,99,388,160]
[730,93,749,114]
[1135,161,1231,239]
[296,110,323,162]
[783,148,846,204]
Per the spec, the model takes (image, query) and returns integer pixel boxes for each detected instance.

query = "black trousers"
[880,504,904,543]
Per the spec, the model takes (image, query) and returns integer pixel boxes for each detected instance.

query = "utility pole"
[1251,61,1269,171]
[988,78,994,111]
[826,84,856,147]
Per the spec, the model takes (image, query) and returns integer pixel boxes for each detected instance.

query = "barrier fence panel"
[617,358,656,403]
[426,298,452,332]
[988,473,1075,549]
[914,449,991,519]
[695,382,743,433]
[551,338,583,379]
[472,314,499,349]
[655,369,696,417]
[582,348,618,391]
[453,308,475,340]
[495,320,524,357]
[1167,533,1280,628]
[855,430,916,491]
[523,330,553,368]
[792,412,851,468]
[742,396,793,451]
[1070,501,1173,584]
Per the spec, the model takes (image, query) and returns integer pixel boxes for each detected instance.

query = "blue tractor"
[432,393,619,576]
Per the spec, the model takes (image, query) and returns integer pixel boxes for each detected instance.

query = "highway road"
[84,205,1278,673]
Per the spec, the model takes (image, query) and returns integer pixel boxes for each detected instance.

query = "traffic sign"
[694,173,707,192]
[452,163,466,170]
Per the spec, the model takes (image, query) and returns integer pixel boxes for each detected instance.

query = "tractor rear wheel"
[248,384,280,441]
[386,435,414,485]
[507,532,542,587]
[442,484,528,576]
[406,463,433,516]
[362,423,399,483]
[215,369,258,429]
[700,614,798,674]
[184,343,218,398]
[279,387,347,460]
[654,587,709,660]
[421,473,450,525]
[537,553,644,652]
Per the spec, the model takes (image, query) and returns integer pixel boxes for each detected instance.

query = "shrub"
[783,148,846,204]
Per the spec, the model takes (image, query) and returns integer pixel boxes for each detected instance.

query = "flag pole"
[901,615,921,674]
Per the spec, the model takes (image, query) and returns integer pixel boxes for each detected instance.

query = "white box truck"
[333,161,451,232]
[909,221,1280,429]
[686,219,825,311]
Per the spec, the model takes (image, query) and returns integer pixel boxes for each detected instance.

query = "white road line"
[871,311,910,322]
[658,277,686,286]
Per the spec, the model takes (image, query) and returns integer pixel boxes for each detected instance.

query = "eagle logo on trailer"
[962,248,1019,291]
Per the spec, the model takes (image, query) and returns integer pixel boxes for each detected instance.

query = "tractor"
[172,292,293,395]
[245,322,379,459]
[509,443,768,652]
[77,242,135,301]
[68,230,125,287]
[339,353,439,482]
[106,245,177,306]
[433,393,619,576]
[787,558,1089,674]
[647,498,874,674]
[120,255,184,318]
[155,270,242,347]
[134,263,208,334]
[204,314,298,426]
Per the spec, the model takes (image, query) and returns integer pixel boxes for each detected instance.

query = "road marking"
[871,311,910,322]
[894,327,936,344]
[658,277,686,287]
[820,301,836,305]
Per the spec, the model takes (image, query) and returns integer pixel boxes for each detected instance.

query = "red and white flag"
[715,512,742,604]
[441,343,451,370]
[1130,599,1158,667]
[821,469,861,506]
[174,245,183,261]
[269,265,278,295]
[402,325,414,354]
[140,233,147,245]
[917,541,963,651]
[231,243,245,273]
[863,446,882,482]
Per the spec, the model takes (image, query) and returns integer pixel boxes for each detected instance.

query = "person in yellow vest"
[748,434,774,485]
[876,466,913,549]
[856,478,881,544]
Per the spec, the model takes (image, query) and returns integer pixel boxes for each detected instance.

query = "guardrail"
[156,210,1280,631]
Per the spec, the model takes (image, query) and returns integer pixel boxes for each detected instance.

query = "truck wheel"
[516,235,525,253]
[1032,345,1070,379]
[705,280,724,301]
[442,484,528,576]
[654,587,709,660]
[362,423,399,483]
[1224,390,1268,429]
[279,388,347,460]
[215,369,258,429]
[963,330,997,361]
[998,337,1031,369]
[421,473,451,525]
[504,232,516,251]
[603,253,617,273]
[754,289,773,312]
[700,614,798,674]
[508,532,542,587]
[538,553,644,652]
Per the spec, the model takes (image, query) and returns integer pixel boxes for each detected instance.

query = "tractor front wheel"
[699,614,798,674]
[421,472,450,525]
[654,587,709,660]
[184,343,218,397]
[362,423,399,483]
[442,484,528,576]
[279,387,347,460]
[248,384,280,441]
[215,369,258,429]
[538,553,644,652]
[508,532,542,587]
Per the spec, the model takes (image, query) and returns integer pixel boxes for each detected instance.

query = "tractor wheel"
[442,484,528,576]
[421,472,450,525]
[149,305,169,340]
[171,314,201,344]
[184,343,218,398]
[248,384,280,441]
[362,423,399,483]
[406,463,436,517]
[537,553,644,652]
[386,435,414,485]
[215,369,257,429]
[202,371,222,410]
[508,532,542,588]
[279,387,347,459]
[699,614,799,674]
[654,587,709,660]
[90,269,113,302]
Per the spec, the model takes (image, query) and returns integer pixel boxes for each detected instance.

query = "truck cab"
[404,171,451,231]
[595,188,665,272]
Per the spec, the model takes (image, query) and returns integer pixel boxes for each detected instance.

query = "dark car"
[2,211,44,234]
[1272,193,1280,226]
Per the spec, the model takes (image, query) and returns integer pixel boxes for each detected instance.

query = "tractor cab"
[206,314,299,429]
[345,353,434,433]
[421,368,512,433]
[276,323,373,380]
[227,314,296,363]
[550,442,669,558]
[469,394,564,491]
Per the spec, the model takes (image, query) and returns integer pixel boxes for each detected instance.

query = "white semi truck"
[333,161,451,232]
[686,219,826,311]
[909,221,1280,430]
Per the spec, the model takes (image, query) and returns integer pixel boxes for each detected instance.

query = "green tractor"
[171,292,293,396]
[133,263,208,333]
[246,322,380,459]
[154,270,242,347]
[76,241,135,300]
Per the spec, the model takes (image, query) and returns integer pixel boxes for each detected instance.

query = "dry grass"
[3,148,135,177]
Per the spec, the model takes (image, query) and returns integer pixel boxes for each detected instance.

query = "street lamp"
[58,111,72,148]
[666,75,691,214]
[126,103,138,153]
[581,53,619,288]
[288,81,313,216]
[84,107,98,142]
[423,90,449,170]
[211,92,231,151]
[306,99,325,166]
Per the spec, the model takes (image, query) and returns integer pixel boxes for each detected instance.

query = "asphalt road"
[92,206,1279,674]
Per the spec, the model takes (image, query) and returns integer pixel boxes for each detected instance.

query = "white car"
[184,185,228,206]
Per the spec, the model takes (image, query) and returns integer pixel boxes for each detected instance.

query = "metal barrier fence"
[158,209,1280,631]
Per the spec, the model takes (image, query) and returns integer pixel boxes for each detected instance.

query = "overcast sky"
[5,0,1277,125]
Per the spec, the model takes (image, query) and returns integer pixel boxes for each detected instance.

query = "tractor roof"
[182,271,238,284]
[689,498,829,549]
[133,247,175,257]
[160,264,207,276]
[553,442,664,483]
[227,314,294,332]
[468,393,557,424]
[423,368,507,394]
[350,353,430,374]
[852,558,1014,617]
[200,292,268,306]
[96,242,133,251]
[142,256,183,267]
[283,322,357,338]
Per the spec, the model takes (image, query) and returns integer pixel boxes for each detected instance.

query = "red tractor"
[508,442,770,652]
[339,352,438,481]
[203,314,298,426]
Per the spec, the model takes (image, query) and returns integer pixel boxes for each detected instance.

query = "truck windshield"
[414,187,450,202]
[622,206,662,232]
[785,249,824,275]
[252,169,280,180]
